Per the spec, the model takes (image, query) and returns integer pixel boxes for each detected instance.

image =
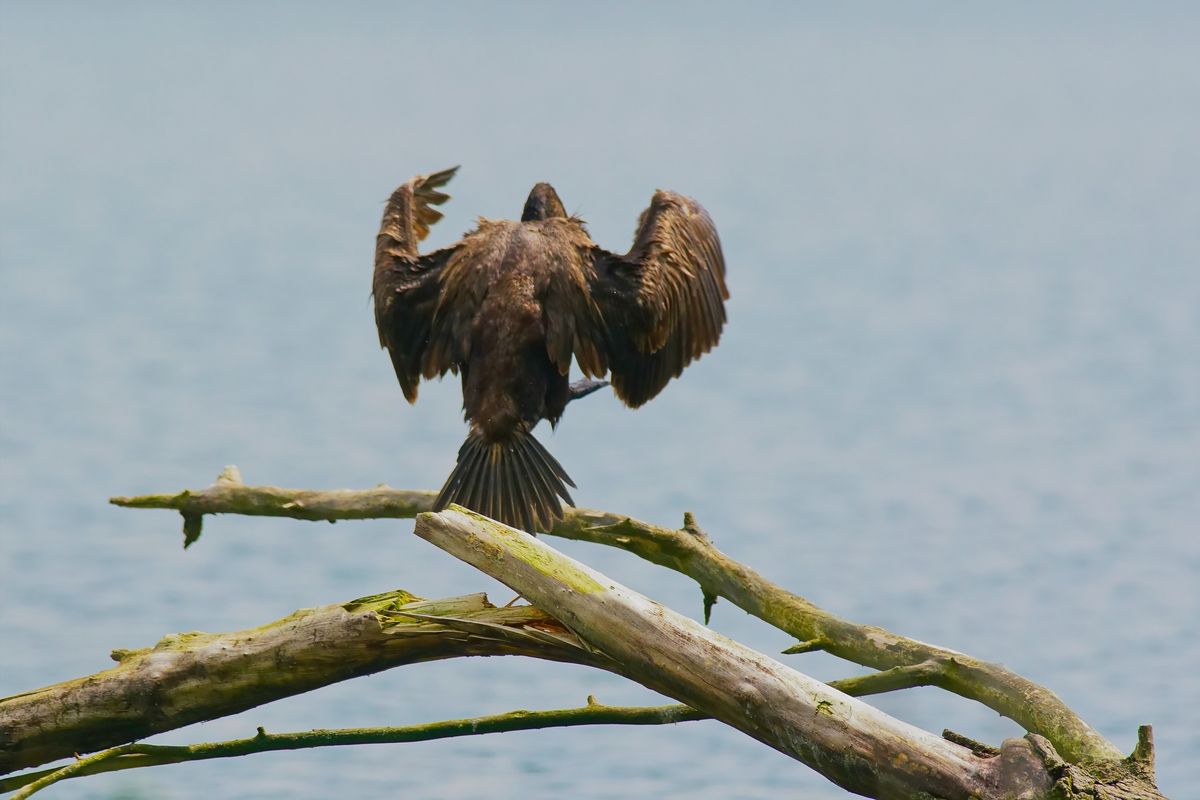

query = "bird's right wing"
[375,166,458,258]
[373,167,460,402]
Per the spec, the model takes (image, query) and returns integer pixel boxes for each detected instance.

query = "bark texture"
[412,507,1119,800]
[0,591,593,774]
[111,474,1119,763]
[93,475,1169,799]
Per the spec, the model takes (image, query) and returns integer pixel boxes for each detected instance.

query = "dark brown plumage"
[373,167,729,532]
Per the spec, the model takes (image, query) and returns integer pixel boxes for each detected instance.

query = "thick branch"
[555,512,1126,767]
[4,511,1165,799]
[1,701,706,795]
[0,584,922,781]
[111,475,1121,765]
[0,591,598,774]
[416,506,1004,799]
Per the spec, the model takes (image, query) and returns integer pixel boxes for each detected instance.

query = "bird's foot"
[567,379,609,403]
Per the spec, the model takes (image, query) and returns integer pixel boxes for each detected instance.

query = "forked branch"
[112,472,1123,765]
[4,498,1167,798]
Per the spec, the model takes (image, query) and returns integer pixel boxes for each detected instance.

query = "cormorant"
[373,167,729,533]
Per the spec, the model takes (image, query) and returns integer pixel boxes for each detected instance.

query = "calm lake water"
[2,5,1197,798]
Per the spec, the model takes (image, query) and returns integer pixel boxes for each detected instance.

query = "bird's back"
[441,219,593,435]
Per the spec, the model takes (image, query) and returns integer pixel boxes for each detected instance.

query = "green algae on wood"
[446,506,605,594]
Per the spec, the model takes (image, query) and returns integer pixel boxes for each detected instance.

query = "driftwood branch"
[1,701,705,796]
[110,473,1122,766]
[416,506,1068,799]
[4,488,1168,798]
[0,590,602,775]
[0,583,935,781]
[413,507,1168,800]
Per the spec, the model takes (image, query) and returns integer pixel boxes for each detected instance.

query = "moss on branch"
[0,590,599,775]
[1,701,707,796]
[110,471,1125,767]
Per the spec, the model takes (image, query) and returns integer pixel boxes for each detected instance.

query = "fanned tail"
[434,428,575,534]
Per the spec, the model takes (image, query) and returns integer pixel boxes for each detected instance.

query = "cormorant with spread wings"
[373,167,729,533]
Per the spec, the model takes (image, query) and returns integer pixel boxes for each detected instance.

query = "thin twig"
[9,745,141,799]
[1,702,708,796]
[827,661,945,697]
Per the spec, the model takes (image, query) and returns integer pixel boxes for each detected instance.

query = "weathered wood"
[415,506,1005,799]
[1,515,1167,799]
[0,581,988,783]
[111,467,430,547]
[104,478,1168,798]
[555,511,1127,767]
[111,474,1122,765]
[0,591,594,774]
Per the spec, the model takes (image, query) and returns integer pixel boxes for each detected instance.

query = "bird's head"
[521,182,567,222]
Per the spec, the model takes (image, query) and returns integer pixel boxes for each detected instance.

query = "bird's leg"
[567,379,609,404]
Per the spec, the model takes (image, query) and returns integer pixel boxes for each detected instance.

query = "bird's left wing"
[373,167,460,402]
[581,190,729,407]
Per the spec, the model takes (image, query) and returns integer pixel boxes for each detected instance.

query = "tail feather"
[511,437,562,529]
[435,429,575,533]
[497,444,514,530]
[463,441,495,522]
[526,433,577,497]
[482,446,497,521]
[440,435,482,505]
[500,443,527,533]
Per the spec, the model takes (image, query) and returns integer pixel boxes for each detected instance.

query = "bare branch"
[552,513,1126,766]
[110,474,1122,765]
[0,591,599,774]
[415,506,996,798]
[0,579,926,781]
[111,472,431,548]
[3,514,1166,797]
[826,660,944,697]
[0,701,706,796]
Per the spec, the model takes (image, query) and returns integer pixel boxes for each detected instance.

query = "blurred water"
[1,3,1198,798]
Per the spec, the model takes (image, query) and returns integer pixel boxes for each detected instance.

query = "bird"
[373,166,728,533]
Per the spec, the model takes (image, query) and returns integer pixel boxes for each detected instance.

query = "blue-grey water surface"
[2,4,1198,798]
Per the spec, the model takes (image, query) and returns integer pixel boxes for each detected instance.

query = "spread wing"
[584,190,729,407]
[372,167,460,402]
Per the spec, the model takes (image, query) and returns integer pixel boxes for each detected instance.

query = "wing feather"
[585,190,729,407]
[372,167,460,402]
